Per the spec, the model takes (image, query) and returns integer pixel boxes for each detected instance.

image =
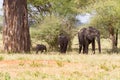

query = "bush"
[30,15,76,51]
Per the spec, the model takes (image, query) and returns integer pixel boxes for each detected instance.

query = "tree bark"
[109,24,117,51]
[115,29,118,48]
[3,0,31,53]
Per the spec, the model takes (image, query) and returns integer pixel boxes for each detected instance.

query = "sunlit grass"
[0,53,120,80]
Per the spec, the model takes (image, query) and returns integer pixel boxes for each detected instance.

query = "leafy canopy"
[88,0,120,36]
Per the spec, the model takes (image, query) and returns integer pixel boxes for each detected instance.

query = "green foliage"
[28,0,120,51]
[27,0,76,17]
[88,0,120,37]
[38,15,61,50]
[28,0,49,5]
[27,0,95,24]
[51,0,76,16]
[27,0,97,51]
[31,15,76,50]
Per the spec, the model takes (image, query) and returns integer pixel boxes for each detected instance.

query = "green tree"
[31,15,76,51]
[27,0,76,50]
[38,15,61,50]
[88,0,120,51]
[27,0,96,23]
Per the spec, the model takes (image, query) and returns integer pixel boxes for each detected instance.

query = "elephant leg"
[60,44,63,53]
[61,43,65,53]
[36,49,39,54]
[79,44,82,53]
[85,42,89,54]
[83,44,86,54]
[86,45,89,54]
[41,50,44,53]
[63,43,67,53]
[92,39,95,54]
[62,44,66,53]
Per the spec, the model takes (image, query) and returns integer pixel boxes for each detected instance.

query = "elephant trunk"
[97,36,101,53]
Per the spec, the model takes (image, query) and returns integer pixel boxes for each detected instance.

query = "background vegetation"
[27,0,120,52]
[0,0,120,79]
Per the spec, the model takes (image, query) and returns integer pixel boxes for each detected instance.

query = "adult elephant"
[58,33,69,53]
[78,27,101,54]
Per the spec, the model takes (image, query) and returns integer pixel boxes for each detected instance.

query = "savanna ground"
[0,33,120,80]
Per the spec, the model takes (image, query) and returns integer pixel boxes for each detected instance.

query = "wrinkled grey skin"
[36,44,47,54]
[58,33,69,53]
[78,27,101,54]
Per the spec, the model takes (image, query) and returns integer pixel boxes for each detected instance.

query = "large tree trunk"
[3,0,31,53]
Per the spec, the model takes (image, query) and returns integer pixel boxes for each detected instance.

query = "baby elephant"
[36,44,47,54]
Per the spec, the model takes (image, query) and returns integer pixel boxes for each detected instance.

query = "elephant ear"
[86,29,96,41]
[86,34,94,41]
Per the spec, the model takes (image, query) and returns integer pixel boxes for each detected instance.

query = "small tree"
[89,0,120,51]
[33,15,76,51]
[3,0,31,53]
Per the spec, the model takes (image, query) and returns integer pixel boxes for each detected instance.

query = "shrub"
[30,15,76,51]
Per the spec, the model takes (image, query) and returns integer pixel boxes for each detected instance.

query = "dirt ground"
[0,60,80,78]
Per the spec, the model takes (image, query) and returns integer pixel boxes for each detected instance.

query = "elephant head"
[87,27,101,53]
[78,27,101,54]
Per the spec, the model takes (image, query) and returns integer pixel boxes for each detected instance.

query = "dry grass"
[0,53,120,80]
